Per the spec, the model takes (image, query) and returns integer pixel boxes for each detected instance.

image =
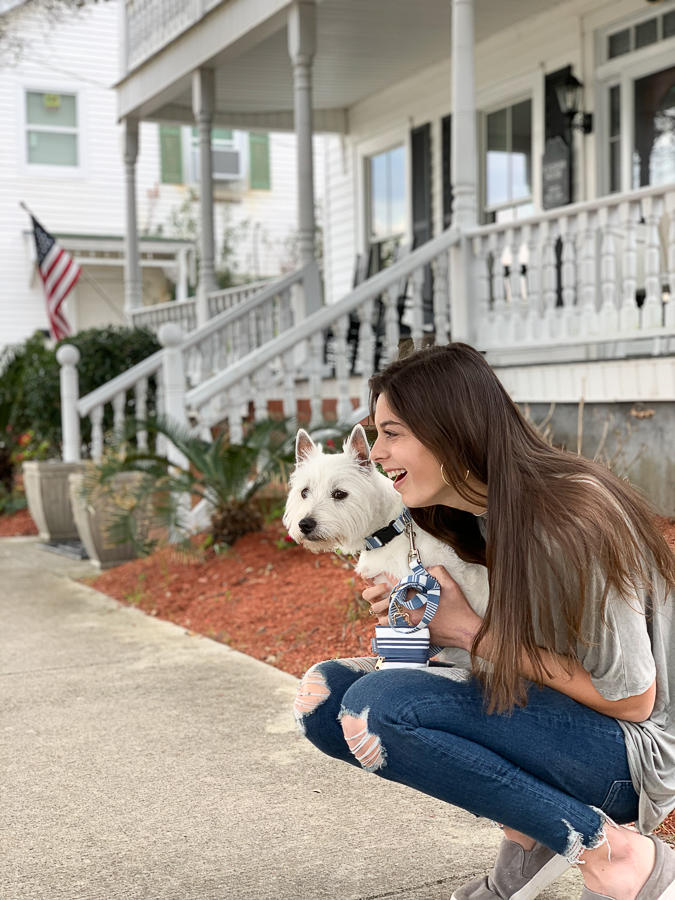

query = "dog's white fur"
[283,425,489,628]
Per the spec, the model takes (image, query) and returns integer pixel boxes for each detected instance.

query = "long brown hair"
[369,343,675,712]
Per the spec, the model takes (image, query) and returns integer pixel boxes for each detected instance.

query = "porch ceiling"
[120,0,567,130]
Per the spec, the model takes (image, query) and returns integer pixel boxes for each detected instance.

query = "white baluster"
[579,211,599,336]
[599,206,619,334]
[253,367,268,421]
[432,251,450,345]
[666,200,675,328]
[410,267,425,349]
[112,390,126,444]
[524,224,541,343]
[559,216,577,338]
[307,332,324,428]
[490,231,506,345]
[384,283,401,364]
[56,343,81,463]
[505,227,523,343]
[357,298,375,410]
[643,195,664,330]
[155,379,167,457]
[474,236,491,346]
[261,299,274,345]
[333,314,352,422]
[91,404,104,463]
[620,200,640,333]
[134,376,148,451]
[542,220,558,341]
[227,382,245,445]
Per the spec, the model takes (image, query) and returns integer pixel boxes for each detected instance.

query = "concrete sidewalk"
[0,538,582,900]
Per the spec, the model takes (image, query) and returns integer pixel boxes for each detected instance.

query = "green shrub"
[0,327,161,458]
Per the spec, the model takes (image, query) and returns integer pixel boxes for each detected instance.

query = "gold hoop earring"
[440,464,470,487]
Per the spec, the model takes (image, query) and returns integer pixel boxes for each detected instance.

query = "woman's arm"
[363,566,657,723]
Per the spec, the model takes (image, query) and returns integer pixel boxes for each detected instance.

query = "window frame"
[19,82,86,178]
[595,14,675,196]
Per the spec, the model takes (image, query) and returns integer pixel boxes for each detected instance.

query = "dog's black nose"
[298,517,317,535]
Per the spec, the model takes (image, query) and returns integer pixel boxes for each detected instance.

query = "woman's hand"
[362,566,484,651]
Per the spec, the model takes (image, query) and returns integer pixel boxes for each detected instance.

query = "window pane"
[486,108,508,206]
[610,140,621,193]
[212,129,233,142]
[664,11,675,39]
[27,130,77,165]
[249,133,270,189]
[634,65,675,188]
[26,91,76,127]
[608,29,630,59]
[510,100,532,201]
[610,84,621,138]
[388,145,406,236]
[636,18,658,49]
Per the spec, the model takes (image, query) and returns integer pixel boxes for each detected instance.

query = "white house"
[0,0,324,348]
[55,0,675,511]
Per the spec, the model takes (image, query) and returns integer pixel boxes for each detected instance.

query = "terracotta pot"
[68,471,147,569]
[23,460,84,542]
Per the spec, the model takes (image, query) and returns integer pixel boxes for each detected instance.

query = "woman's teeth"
[387,469,407,481]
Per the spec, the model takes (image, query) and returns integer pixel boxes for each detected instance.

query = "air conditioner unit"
[213,148,241,181]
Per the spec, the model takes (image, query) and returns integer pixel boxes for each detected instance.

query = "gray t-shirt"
[442,512,675,833]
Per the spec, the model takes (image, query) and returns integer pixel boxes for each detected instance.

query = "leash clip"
[405,520,421,566]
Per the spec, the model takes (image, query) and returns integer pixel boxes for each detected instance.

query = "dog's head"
[282,424,395,554]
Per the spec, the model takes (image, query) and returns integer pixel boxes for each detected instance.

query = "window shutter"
[160,125,183,184]
[249,132,270,189]
[442,114,453,230]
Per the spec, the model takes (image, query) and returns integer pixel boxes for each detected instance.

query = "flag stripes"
[30,213,80,341]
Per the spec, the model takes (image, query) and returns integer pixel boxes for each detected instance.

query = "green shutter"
[249,132,270,190]
[160,125,183,184]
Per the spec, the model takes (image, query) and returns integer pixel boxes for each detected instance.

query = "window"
[159,125,183,184]
[484,99,533,223]
[249,133,270,190]
[26,91,77,166]
[190,128,241,182]
[608,10,675,59]
[368,144,405,269]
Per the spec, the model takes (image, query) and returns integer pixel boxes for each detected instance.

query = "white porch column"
[288,0,321,316]
[123,117,142,319]
[192,69,218,327]
[449,0,478,343]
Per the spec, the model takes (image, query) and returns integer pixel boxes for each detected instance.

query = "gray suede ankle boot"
[451,838,570,900]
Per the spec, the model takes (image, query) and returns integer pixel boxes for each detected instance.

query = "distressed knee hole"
[294,666,331,731]
[339,710,386,772]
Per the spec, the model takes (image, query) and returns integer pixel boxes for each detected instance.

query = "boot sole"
[450,853,570,900]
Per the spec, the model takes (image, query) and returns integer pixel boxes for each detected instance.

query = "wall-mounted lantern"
[555,73,593,134]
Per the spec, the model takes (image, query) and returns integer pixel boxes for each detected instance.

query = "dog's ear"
[295,429,316,464]
[345,424,372,471]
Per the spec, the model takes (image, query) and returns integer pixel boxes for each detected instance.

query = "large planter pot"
[23,460,84,542]
[69,471,146,569]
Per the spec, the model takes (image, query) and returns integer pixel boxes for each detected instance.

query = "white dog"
[283,425,489,663]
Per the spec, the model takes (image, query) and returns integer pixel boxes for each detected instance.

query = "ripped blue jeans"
[294,658,640,863]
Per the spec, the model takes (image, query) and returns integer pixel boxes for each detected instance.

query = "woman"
[293,343,675,900]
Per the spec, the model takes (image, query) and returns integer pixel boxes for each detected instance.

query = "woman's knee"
[293,657,378,734]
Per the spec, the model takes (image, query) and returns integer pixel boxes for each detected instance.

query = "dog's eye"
[301,487,310,499]
[332,490,348,501]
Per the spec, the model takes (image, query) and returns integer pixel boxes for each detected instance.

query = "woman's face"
[369,394,487,514]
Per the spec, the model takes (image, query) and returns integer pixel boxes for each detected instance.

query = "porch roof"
[118,0,565,132]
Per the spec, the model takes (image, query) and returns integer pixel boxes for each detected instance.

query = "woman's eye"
[301,487,309,499]
[384,431,398,439]
[332,490,348,501]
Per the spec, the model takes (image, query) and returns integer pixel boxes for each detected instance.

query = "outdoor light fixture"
[555,73,593,134]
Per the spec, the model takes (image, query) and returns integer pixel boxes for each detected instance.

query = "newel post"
[158,323,189,471]
[57,344,81,463]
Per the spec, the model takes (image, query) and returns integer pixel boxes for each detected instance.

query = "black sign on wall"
[543,66,573,209]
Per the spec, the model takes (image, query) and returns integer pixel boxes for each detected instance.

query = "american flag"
[31,214,80,341]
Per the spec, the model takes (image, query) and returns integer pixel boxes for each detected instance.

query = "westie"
[283,424,489,666]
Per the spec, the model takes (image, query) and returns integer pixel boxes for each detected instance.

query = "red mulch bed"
[87,520,371,677]
[0,507,38,537]
[84,514,675,841]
